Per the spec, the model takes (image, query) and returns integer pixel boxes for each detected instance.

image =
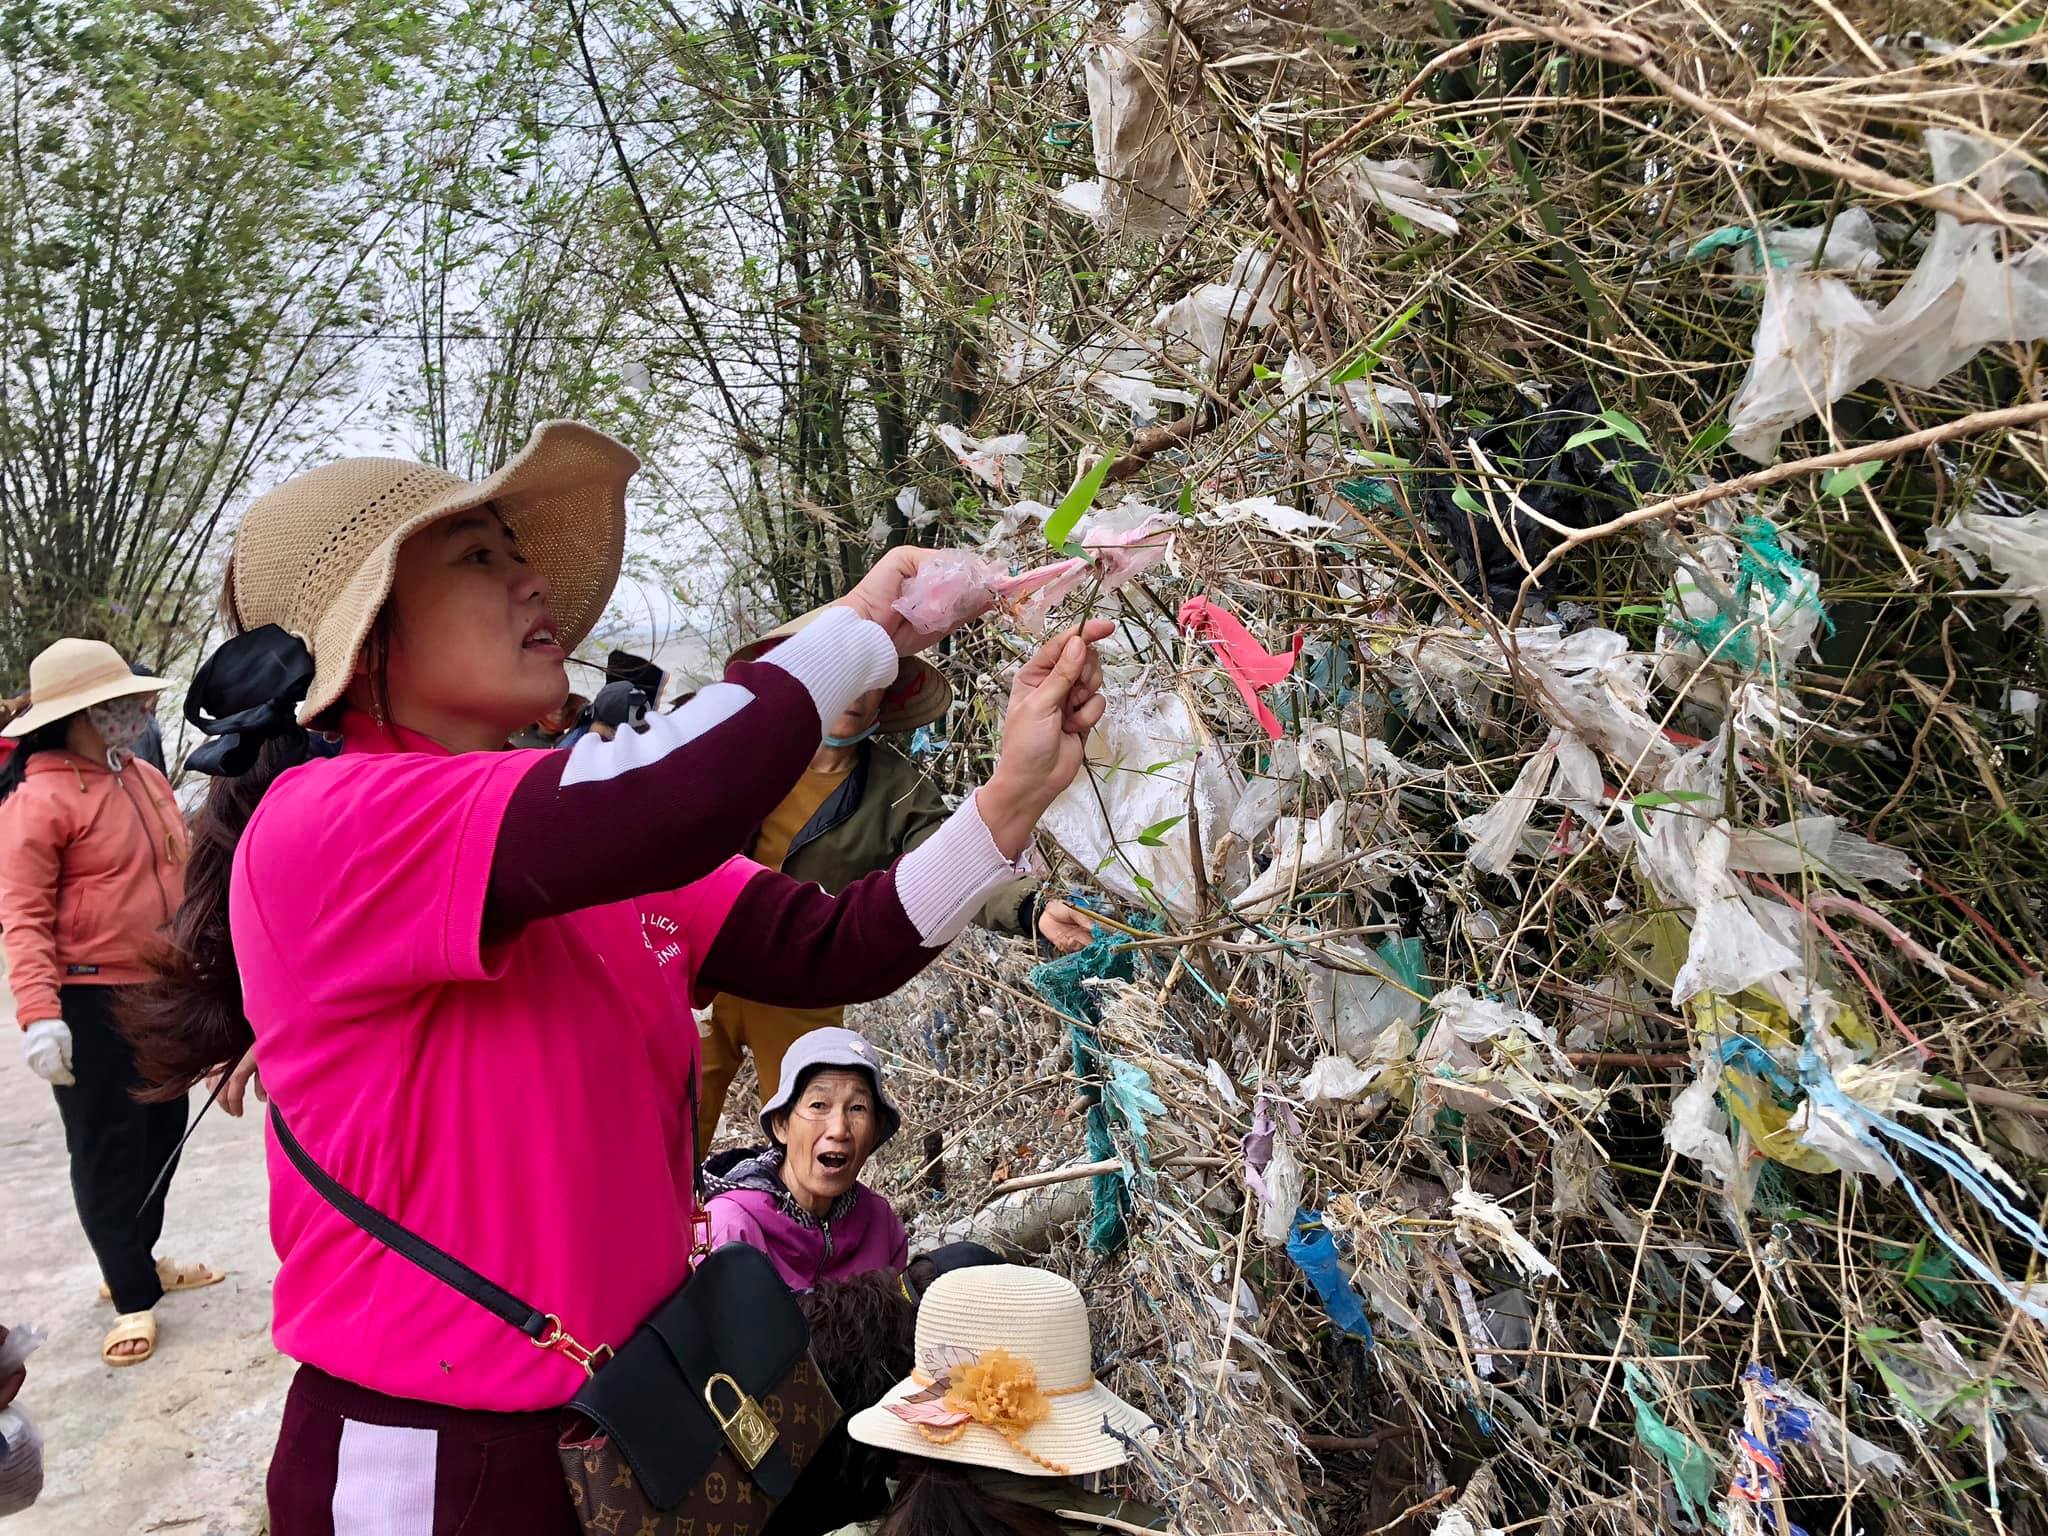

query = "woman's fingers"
[836,546,981,654]
[1015,618,1112,698]
[1064,691,1107,735]
[214,1054,261,1117]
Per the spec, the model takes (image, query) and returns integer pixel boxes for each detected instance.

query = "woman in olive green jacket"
[698,615,1093,1153]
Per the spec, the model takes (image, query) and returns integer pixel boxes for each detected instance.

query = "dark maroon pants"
[268,1364,579,1535]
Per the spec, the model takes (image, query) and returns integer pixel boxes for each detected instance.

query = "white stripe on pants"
[333,1419,437,1536]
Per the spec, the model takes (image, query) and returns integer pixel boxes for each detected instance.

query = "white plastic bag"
[1725,132,2048,461]
[1723,816,1918,888]
[1671,823,1804,1004]
[1256,1138,1302,1245]
[933,424,1029,490]
[1208,493,1338,537]
[1926,508,2048,626]
[1304,944,1424,1055]
[1450,1182,1560,1281]
[1070,2,1194,237]
[1279,351,1451,430]
[1300,1054,1379,1105]
[1039,686,1242,921]
[1458,737,1560,874]
[1322,156,1462,239]
[1230,800,1349,916]
[1155,246,1288,373]
[1666,1061,1738,1187]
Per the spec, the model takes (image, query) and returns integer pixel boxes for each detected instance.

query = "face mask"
[821,721,879,750]
[87,697,152,765]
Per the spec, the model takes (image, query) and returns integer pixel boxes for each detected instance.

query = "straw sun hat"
[227,420,637,724]
[4,639,167,738]
[728,607,951,735]
[849,1265,1153,1478]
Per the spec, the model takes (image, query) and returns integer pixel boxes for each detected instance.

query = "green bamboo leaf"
[1628,788,1714,834]
[1821,461,1883,497]
[1042,454,1113,547]
[1136,814,1187,846]
[1330,294,1428,384]
[1598,409,1650,449]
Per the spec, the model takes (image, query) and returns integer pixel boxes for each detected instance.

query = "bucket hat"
[5,639,167,738]
[226,420,636,724]
[729,610,951,734]
[759,1027,903,1145]
[849,1265,1154,1477]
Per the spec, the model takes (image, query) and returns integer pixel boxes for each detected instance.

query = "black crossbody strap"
[269,1105,553,1344]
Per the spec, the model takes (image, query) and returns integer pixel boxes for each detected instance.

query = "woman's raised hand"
[834,547,990,656]
[977,620,1112,858]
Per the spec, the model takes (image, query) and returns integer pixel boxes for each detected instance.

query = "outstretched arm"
[694,623,1112,1006]
[484,606,897,933]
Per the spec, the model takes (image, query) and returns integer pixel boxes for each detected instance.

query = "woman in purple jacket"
[701,1028,910,1290]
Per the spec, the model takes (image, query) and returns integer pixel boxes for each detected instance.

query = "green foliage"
[1043,454,1113,550]
[0,0,428,672]
[1820,460,1883,497]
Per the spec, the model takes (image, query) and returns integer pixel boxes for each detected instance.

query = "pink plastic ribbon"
[1178,596,1302,740]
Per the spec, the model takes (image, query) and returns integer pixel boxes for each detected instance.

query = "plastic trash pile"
[841,3,2048,1532]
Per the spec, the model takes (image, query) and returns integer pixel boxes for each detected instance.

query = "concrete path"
[2,974,282,1534]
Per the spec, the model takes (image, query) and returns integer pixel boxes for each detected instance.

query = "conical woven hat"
[848,1265,1154,1477]
[227,421,636,724]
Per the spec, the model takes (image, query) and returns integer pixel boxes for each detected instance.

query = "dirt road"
[2,972,283,1534]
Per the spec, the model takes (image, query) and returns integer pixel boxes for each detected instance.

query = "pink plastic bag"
[1180,596,1302,740]
[892,551,1001,633]
[892,514,1177,636]
[995,558,1091,631]
[1085,511,1176,590]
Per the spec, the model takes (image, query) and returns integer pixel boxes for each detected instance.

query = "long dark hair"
[770,1253,1020,1536]
[0,718,71,806]
[125,729,327,1100]
[876,1460,1066,1536]
[125,604,393,1101]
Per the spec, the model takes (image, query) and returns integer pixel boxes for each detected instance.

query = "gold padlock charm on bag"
[704,1372,777,1469]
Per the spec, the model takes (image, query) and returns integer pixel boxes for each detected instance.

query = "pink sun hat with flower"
[848,1265,1154,1477]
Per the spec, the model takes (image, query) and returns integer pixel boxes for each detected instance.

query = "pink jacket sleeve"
[0,782,68,1025]
[705,1196,771,1255]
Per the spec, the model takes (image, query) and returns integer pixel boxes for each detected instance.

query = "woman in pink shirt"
[127,422,1107,1536]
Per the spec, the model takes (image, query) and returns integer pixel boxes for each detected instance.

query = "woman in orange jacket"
[0,639,222,1367]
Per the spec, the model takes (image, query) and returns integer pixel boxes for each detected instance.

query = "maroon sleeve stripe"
[483,660,822,932]
[693,864,933,1008]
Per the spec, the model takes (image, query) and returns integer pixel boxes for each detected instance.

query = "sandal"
[99,1258,226,1302]
[102,1311,157,1367]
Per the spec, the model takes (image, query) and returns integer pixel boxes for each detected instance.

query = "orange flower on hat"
[942,1348,1051,1435]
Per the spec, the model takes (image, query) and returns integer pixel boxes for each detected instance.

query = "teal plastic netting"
[1666,516,1830,677]
[1028,920,1158,1253]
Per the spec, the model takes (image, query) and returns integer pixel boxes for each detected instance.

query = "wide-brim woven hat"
[728,608,950,734]
[5,639,167,737]
[848,1266,1154,1478]
[227,421,637,724]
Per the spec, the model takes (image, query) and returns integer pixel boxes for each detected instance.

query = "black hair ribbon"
[184,625,317,776]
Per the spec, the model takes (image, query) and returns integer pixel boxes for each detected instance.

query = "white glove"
[21,1020,73,1087]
